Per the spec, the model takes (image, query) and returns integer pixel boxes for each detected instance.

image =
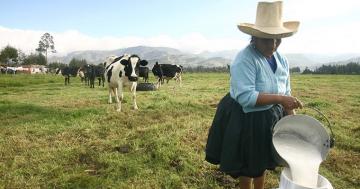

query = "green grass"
[0,73,359,188]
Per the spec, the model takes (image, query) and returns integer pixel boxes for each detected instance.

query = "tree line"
[0,33,56,66]
[0,32,90,71]
[300,62,360,74]
[184,65,229,73]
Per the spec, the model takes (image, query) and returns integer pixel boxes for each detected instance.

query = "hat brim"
[238,21,300,38]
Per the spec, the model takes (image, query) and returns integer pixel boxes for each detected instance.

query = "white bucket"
[273,114,334,188]
[279,168,333,189]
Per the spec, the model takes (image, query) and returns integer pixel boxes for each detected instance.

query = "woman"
[205,1,303,189]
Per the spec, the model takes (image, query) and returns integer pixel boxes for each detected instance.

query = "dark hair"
[250,36,256,43]
[250,36,282,46]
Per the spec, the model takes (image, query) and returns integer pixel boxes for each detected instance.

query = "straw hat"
[238,1,300,38]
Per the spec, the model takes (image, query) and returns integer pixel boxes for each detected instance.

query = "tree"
[69,58,87,68]
[302,67,313,74]
[290,67,301,73]
[36,33,56,64]
[48,61,66,73]
[0,45,18,65]
[17,49,26,65]
[23,53,46,65]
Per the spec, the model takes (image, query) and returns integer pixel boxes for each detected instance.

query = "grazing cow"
[61,66,79,85]
[152,62,183,88]
[138,66,150,82]
[104,54,148,111]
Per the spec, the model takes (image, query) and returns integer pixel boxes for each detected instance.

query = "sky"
[0,0,360,56]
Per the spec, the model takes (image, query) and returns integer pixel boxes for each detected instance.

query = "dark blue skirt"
[205,93,286,178]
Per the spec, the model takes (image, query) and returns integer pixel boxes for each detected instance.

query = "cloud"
[1,20,359,56]
[280,20,360,54]
[285,0,360,21]
[0,26,246,56]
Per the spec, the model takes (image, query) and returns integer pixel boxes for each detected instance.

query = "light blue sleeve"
[230,57,259,108]
[283,56,291,96]
[285,75,291,96]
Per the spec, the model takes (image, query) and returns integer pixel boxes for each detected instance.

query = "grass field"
[0,73,359,188]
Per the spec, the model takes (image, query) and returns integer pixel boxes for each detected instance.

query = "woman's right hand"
[280,95,303,110]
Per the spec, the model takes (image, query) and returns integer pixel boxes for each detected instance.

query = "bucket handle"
[303,105,335,148]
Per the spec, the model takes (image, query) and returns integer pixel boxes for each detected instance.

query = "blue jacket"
[230,44,291,113]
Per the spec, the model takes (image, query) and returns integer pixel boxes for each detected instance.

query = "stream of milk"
[273,133,323,188]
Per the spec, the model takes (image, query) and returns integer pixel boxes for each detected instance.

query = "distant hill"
[49,46,232,68]
[49,46,360,69]
[285,54,318,70]
[333,56,360,64]
[197,50,238,60]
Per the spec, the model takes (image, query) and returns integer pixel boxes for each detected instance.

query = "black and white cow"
[104,54,148,111]
[152,62,183,88]
[138,66,150,82]
[61,66,80,85]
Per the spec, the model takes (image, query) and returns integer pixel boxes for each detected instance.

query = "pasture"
[0,73,359,188]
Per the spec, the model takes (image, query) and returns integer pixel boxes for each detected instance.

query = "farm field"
[0,73,359,188]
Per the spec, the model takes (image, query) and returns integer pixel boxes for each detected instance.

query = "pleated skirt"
[205,93,286,178]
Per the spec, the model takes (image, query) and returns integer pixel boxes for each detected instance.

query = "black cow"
[152,62,183,89]
[79,64,105,88]
[138,66,149,82]
[82,64,92,86]
[61,66,79,85]
[87,65,96,88]
[95,65,105,87]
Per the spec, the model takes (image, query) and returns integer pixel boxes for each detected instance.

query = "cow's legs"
[108,88,113,104]
[178,75,182,87]
[155,77,162,89]
[115,83,123,112]
[131,82,138,110]
[114,88,121,112]
[65,76,70,85]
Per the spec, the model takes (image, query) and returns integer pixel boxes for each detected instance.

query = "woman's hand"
[280,95,303,110]
[256,93,303,110]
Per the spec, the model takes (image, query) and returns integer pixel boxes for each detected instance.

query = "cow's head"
[152,61,163,77]
[120,54,148,81]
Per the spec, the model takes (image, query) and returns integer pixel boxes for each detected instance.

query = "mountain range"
[49,46,360,70]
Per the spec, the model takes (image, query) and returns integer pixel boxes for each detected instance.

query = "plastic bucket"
[279,168,333,189]
[272,114,334,188]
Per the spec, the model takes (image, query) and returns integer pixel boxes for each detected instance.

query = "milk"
[273,133,323,188]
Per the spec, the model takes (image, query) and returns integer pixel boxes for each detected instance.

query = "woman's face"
[254,37,281,58]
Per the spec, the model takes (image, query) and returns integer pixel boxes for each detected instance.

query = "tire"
[136,82,157,91]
